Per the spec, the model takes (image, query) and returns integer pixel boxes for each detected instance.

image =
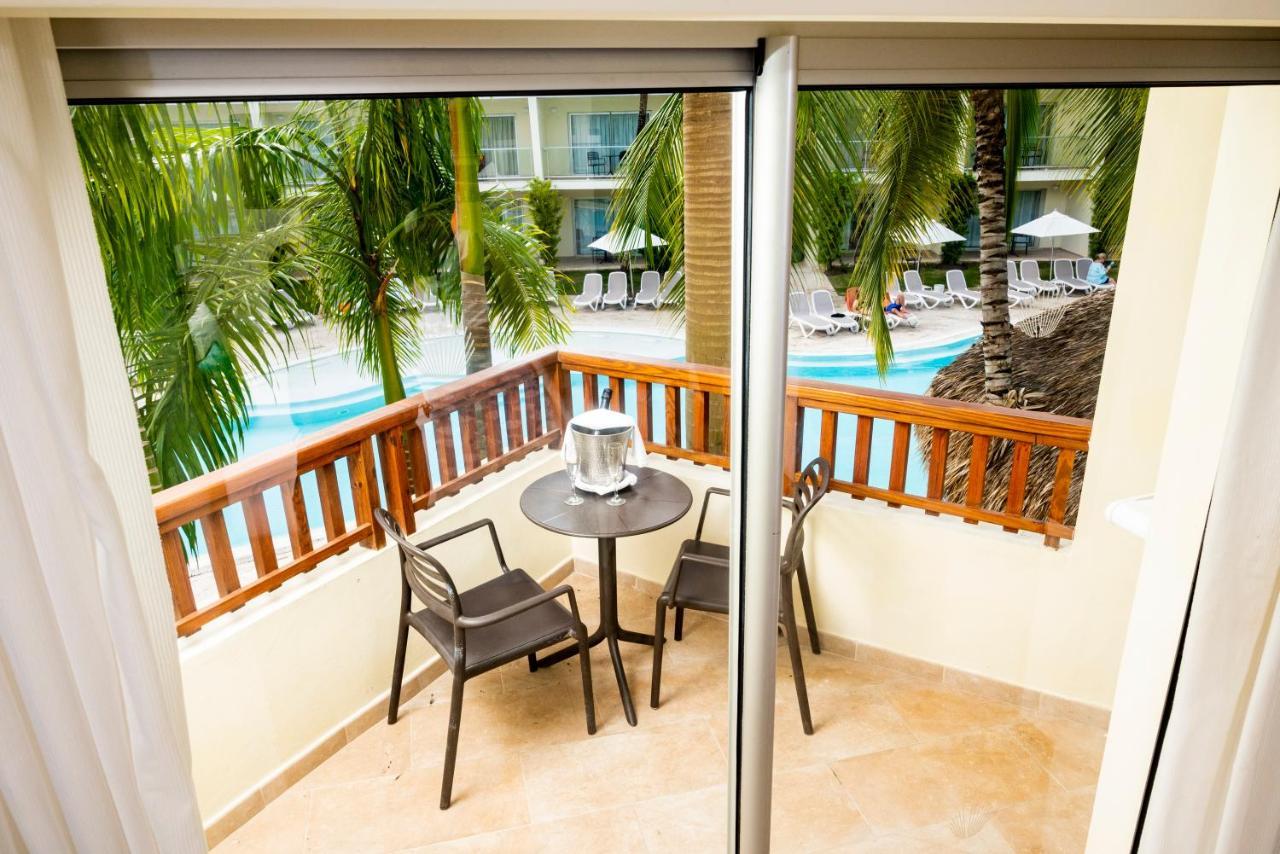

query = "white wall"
[180,450,573,826]
[1087,84,1280,854]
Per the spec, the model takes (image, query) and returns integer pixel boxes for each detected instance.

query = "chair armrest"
[414,518,510,573]
[695,487,731,542]
[456,583,581,630]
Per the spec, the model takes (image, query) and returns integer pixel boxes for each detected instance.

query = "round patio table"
[520,465,691,726]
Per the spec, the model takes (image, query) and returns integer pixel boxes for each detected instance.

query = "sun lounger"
[1019,260,1062,297]
[945,269,980,308]
[634,270,662,309]
[601,271,630,309]
[1053,259,1093,296]
[572,273,603,310]
[1006,260,1038,301]
[657,270,683,307]
[810,290,862,333]
[891,280,927,310]
[1075,258,1091,280]
[903,269,951,308]
[789,292,837,337]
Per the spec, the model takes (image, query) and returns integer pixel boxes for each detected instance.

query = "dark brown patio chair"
[650,457,831,734]
[377,509,596,809]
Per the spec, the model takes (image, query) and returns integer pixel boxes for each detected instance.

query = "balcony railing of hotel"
[154,349,1091,637]
[542,144,631,178]
[478,146,536,179]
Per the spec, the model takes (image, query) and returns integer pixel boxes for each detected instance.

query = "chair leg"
[795,559,821,655]
[439,675,465,809]
[652,597,669,709]
[781,593,814,736]
[674,606,684,641]
[527,653,538,673]
[388,619,409,725]
[576,625,597,734]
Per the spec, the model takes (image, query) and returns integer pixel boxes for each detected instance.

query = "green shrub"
[527,177,563,266]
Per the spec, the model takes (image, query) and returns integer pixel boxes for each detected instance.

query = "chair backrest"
[1006,260,1020,283]
[945,269,969,293]
[903,269,926,293]
[1053,259,1076,281]
[1020,259,1043,284]
[789,291,812,316]
[781,457,832,577]
[375,508,460,624]
[810,289,837,316]
[582,272,603,297]
[606,271,628,296]
[1076,258,1091,279]
[637,270,660,298]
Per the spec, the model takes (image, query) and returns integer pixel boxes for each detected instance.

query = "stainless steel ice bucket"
[570,421,633,488]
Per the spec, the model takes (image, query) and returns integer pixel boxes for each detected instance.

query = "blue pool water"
[199,331,974,558]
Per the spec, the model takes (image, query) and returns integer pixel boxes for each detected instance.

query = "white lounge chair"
[788,292,837,337]
[1006,260,1038,300]
[1019,260,1062,297]
[903,269,951,308]
[891,280,927,310]
[945,269,980,308]
[810,290,862,333]
[1075,258,1092,280]
[657,270,683,307]
[601,271,629,309]
[1053,259,1093,296]
[572,273,603,310]
[634,270,662,308]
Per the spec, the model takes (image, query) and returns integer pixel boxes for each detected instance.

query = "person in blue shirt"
[1086,253,1115,287]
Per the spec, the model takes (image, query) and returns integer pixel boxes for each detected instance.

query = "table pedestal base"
[534,537,652,726]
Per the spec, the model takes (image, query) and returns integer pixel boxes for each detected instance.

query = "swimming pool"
[200,331,975,559]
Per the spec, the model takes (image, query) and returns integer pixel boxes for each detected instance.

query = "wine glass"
[564,460,584,506]
[607,465,627,506]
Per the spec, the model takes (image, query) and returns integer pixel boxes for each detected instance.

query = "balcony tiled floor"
[215,571,1105,853]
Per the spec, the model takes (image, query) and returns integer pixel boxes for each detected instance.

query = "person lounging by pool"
[882,294,919,327]
[1087,253,1115,287]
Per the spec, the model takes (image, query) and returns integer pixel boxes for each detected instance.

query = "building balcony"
[158,349,1106,850]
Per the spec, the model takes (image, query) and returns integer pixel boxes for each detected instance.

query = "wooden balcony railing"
[155,348,1091,636]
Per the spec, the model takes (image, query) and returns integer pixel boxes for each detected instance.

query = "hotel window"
[567,111,645,175]
[480,114,520,177]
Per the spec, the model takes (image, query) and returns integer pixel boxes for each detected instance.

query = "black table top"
[520,466,693,539]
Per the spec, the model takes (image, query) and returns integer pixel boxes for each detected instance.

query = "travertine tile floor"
[216,571,1104,853]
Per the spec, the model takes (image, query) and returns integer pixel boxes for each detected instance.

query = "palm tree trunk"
[971,89,1014,404]
[373,307,407,403]
[682,92,733,452]
[450,98,493,377]
[636,94,649,135]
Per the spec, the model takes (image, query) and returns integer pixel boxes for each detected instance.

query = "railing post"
[548,359,574,445]
[377,427,414,536]
[779,393,803,493]
[353,437,385,548]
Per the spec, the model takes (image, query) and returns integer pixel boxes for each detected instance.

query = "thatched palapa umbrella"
[917,290,1115,526]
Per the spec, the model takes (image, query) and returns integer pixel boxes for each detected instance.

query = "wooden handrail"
[155,345,1092,637]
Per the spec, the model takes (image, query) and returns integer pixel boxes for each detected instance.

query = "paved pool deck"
[266,292,1074,373]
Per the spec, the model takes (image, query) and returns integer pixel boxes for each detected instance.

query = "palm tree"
[849,88,1146,403]
[72,102,312,490]
[76,97,568,487]
[229,98,568,403]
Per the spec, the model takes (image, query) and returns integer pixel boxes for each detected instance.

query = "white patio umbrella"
[905,219,966,269]
[588,228,668,288]
[1011,209,1097,262]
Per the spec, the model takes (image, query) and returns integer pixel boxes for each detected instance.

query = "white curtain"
[0,18,205,853]
[1140,211,1280,853]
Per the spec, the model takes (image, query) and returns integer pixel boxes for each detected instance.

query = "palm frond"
[849,89,970,372]
[1049,88,1149,254]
